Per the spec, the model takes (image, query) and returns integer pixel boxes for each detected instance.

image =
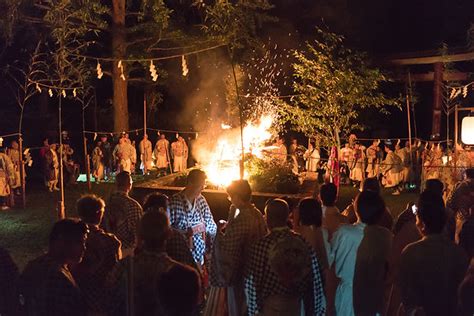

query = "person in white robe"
[171,136,188,172]
[113,138,134,173]
[350,143,364,185]
[0,138,16,209]
[92,141,104,182]
[381,144,403,194]
[304,143,320,172]
[331,191,392,316]
[6,140,22,194]
[365,140,380,178]
[154,134,170,171]
[139,134,153,175]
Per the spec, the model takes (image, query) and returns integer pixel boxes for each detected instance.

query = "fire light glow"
[198,115,275,187]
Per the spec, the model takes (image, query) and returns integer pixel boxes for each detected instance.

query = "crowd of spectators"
[0,168,472,315]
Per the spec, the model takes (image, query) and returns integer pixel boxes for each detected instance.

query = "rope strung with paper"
[82,127,204,141]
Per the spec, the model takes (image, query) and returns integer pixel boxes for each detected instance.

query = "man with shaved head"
[245,199,326,315]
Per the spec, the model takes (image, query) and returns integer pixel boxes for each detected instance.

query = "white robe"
[331,223,366,316]
[304,148,320,172]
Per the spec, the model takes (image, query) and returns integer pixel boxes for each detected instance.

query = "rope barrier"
[0,132,21,138]
[70,43,227,63]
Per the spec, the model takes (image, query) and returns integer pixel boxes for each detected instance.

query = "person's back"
[353,224,392,314]
[245,199,326,316]
[294,198,330,270]
[107,211,178,316]
[105,171,143,255]
[157,263,201,316]
[73,195,121,313]
[209,180,267,316]
[399,191,469,315]
[20,254,85,316]
[18,219,88,316]
[400,235,468,314]
[331,191,392,315]
[0,246,18,315]
[320,183,348,238]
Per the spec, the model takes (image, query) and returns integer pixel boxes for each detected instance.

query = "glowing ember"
[197,115,275,187]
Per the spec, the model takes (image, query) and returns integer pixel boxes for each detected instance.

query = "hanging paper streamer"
[196,132,198,139]
[462,85,468,98]
[93,133,97,141]
[73,88,77,97]
[176,133,179,139]
[157,131,160,136]
[181,55,188,77]
[96,61,104,79]
[48,89,53,97]
[149,61,158,81]
[61,90,66,98]
[118,60,126,81]
[36,83,42,93]
[449,88,456,99]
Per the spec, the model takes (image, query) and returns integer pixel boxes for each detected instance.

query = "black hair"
[186,169,206,186]
[143,192,169,213]
[49,218,88,244]
[138,211,170,250]
[424,179,444,197]
[466,168,474,179]
[226,179,252,202]
[265,199,290,227]
[417,191,446,234]
[298,198,322,227]
[362,177,381,194]
[157,264,201,316]
[355,191,385,225]
[320,183,337,206]
[76,194,105,225]
[116,171,131,189]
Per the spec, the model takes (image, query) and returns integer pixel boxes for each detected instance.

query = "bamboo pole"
[406,73,413,184]
[19,136,26,208]
[82,99,91,191]
[58,96,65,219]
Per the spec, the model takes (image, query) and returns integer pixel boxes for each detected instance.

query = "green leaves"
[278,28,398,147]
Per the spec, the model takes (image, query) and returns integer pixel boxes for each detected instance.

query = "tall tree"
[278,28,399,147]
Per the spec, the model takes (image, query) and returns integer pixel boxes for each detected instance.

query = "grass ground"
[0,180,418,270]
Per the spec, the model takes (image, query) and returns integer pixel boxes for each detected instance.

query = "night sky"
[1,0,474,156]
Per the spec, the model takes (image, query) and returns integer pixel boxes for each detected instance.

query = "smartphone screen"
[411,205,418,215]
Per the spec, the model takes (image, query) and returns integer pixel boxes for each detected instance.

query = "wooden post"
[454,104,459,151]
[143,96,148,174]
[58,97,65,219]
[406,73,413,182]
[18,136,26,208]
[431,62,443,139]
[84,136,91,190]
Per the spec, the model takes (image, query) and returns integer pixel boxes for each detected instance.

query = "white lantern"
[461,116,474,144]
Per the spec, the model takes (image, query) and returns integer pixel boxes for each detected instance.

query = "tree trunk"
[112,0,128,133]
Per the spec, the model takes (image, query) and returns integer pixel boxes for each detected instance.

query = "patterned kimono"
[208,205,267,316]
[169,191,217,265]
[245,227,326,315]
